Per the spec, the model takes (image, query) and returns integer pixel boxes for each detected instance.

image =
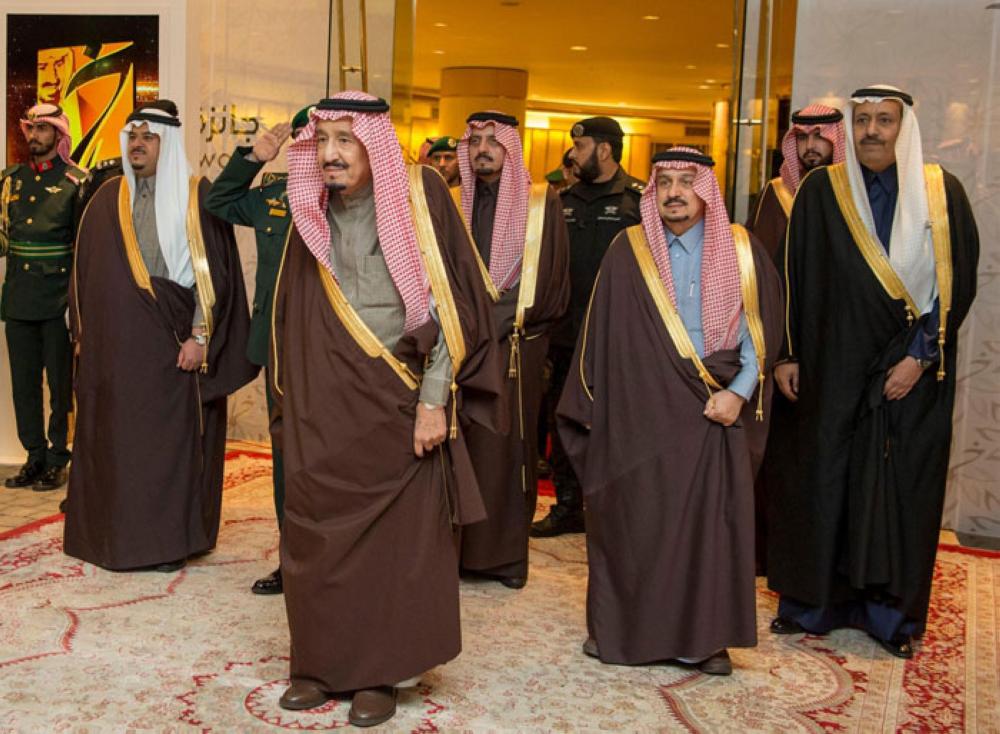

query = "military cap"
[428,136,459,155]
[571,116,623,140]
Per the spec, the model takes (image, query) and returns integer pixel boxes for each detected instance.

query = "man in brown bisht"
[454,111,570,589]
[271,92,502,725]
[747,104,846,258]
[767,86,979,659]
[558,147,782,676]
[64,100,257,572]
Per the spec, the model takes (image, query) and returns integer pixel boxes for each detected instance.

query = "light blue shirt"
[666,219,759,401]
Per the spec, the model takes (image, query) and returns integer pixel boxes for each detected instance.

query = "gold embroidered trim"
[270,226,293,397]
[409,165,469,438]
[186,177,216,372]
[514,182,548,332]
[924,163,953,380]
[316,260,420,391]
[828,162,919,318]
[626,224,723,394]
[771,177,793,218]
[732,224,767,420]
[0,175,11,257]
[577,269,601,402]
[117,178,155,296]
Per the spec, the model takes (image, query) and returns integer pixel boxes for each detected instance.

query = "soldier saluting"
[1,103,88,492]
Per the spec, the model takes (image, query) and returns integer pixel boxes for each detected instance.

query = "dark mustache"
[664,197,687,206]
[323,161,349,170]
[474,153,494,162]
[860,136,884,145]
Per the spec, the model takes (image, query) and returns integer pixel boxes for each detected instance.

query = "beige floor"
[0,461,962,546]
[0,465,66,534]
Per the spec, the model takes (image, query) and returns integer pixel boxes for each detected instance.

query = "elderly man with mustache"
[767,85,980,660]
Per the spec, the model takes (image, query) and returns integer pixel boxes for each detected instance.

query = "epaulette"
[627,178,646,194]
[95,157,122,171]
[262,172,289,187]
[65,165,91,187]
[1,163,22,180]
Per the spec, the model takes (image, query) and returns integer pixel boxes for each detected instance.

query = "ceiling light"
[433,21,448,27]
[642,15,660,20]
[432,49,445,55]
[704,78,717,84]
[570,45,588,51]
[698,85,711,90]
[685,64,697,70]
[716,43,729,48]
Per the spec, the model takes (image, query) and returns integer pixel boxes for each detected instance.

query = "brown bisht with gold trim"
[557,223,782,664]
[271,166,502,693]
[746,177,793,260]
[64,177,257,570]
[765,163,978,631]
[460,183,570,581]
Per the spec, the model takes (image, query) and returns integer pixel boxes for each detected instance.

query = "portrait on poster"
[5,14,159,167]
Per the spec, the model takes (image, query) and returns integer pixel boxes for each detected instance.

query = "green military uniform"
[1,157,88,472]
[204,146,288,525]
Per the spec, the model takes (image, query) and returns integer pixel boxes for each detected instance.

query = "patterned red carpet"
[1,445,997,732]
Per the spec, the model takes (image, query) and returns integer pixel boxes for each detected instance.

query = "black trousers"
[4,317,72,467]
[545,344,582,513]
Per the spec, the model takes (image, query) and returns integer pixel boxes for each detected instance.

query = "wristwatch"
[916,357,932,370]
[193,333,208,346]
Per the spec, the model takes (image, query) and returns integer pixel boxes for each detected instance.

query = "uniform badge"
[571,124,585,137]
[562,207,574,217]
[269,208,287,217]
[603,204,619,216]
[46,185,63,194]
[265,197,283,208]
[15,179,22,192]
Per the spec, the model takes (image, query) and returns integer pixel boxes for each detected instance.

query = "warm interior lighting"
[570,45,588,51]
[642,15,660,20]
[433,21,447,27]
[715,42,729,48]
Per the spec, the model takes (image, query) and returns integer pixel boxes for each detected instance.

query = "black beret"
[571,116,623,140]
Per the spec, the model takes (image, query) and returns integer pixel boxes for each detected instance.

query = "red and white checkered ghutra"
[286,91,431,333]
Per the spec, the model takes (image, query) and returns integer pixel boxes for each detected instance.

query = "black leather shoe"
[582,638,600,659]
[698,650,733,676]
[349,686,397,727]
[279,680,329,710]
[5,462,44,488]
[251,568,283,595]
[877,634,914,659]
[529,509,585,537]
[154,559,186,573]
[33,466,67,492]
[770,616,804,635]
[500,575,526,589]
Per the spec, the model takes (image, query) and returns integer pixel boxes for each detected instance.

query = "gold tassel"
[508,331,520,379]
[755,372,765,421]
[449,381,459,439]
[936,327,946,381]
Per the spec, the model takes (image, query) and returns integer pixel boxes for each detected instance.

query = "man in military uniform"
[531,116,644,537]
[428,135,461,188]
[1,103,88,491]
[204,107,310,595]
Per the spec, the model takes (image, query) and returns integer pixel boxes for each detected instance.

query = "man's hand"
[251,122,292,163]
[704,389,745,427]
[774,362,800,402]
[884,356,925,401]
[177,338,206,372]
[414,403,448,457]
